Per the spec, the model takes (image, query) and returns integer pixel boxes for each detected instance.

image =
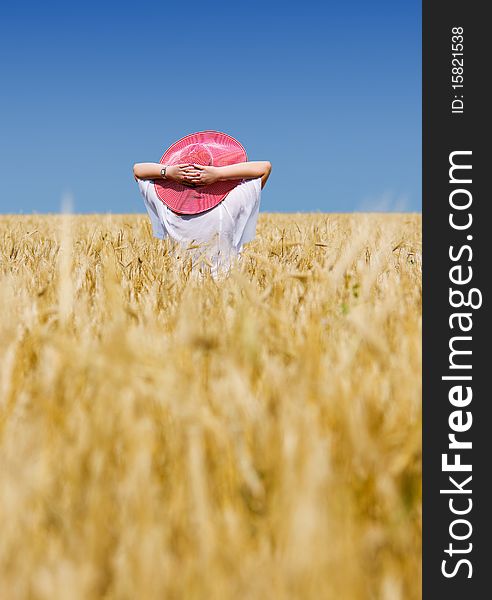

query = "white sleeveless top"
[137,177,262,276]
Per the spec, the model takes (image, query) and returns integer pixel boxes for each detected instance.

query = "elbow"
[260,161,272,190]
[133,163,141,179]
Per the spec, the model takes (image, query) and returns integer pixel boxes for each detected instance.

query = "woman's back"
[137,176,262,276]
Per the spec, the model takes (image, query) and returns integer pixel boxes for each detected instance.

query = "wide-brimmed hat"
[154,131,247,215]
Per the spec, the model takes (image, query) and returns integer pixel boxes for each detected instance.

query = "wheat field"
[0,213,421,600]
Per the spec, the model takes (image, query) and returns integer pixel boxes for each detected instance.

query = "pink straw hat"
[154,130,248,215]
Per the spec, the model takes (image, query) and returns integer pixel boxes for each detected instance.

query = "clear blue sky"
[0,1,421,214]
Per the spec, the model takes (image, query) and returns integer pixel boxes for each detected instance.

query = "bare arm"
[133,162,163,180]
[186,161,272,189]
[133,160,272,189]
[133,162,197,186]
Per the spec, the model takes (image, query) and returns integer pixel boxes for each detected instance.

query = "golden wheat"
[0,213,421,600]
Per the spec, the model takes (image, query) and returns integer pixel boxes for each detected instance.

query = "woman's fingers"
[176,163,206,171]
[178,164,210,186]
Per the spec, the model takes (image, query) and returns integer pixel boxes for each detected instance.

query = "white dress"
[137,177,262,276]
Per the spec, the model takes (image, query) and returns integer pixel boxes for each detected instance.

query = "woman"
[133,131,271,277]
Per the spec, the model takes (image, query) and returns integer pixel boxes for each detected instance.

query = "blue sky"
[0,1,421,213]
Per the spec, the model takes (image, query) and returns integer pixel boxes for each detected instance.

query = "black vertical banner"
[423,1,491,597]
